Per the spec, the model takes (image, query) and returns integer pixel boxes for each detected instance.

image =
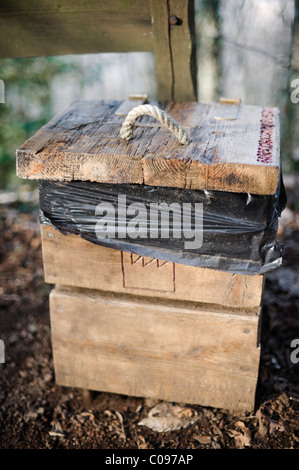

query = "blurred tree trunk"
[219,0,295,106]
[289,0,299,169]
[219,0,296,170]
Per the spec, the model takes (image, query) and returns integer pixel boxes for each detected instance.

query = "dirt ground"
[0,178,299,450]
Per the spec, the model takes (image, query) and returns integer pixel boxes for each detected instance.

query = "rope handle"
[120,104,191,145]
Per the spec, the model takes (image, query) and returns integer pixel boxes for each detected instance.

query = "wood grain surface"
[0,1,197,102]
[0,0,152,57]
[50,285,261,412]
[151,0,197,101]
[41,224,264,309]
[17,99,280,194]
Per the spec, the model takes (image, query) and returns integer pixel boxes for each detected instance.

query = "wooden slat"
[41,225,264,309]
[150,0,197,101]
[150,0,173,101]
[0,1,197,104]
[50,285,261,412]
[17,99,281,195]
[0,0,152,58]
[168,0,197,101]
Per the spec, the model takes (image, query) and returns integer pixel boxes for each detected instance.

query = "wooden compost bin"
[16,97,282,413]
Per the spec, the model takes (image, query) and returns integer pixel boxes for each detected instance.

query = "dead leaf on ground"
[233,431,251,449]
[193,435,211,445]
[226,420,251,448]
[255,409,268,437]
[138,402,200,433]
[104,410,127,442]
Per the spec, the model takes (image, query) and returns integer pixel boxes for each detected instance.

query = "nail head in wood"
[169,16,182,25]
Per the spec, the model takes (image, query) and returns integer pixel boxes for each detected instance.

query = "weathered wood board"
[0,0,153,58]
[151,0,197,100]
[17,99,280,194]
[0,1,197,102]
[50,286,261,412]
[41,224,264,309]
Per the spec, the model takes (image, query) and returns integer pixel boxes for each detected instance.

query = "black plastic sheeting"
[39,177,286,275]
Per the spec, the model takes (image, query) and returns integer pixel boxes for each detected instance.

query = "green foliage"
[0,57,90,189]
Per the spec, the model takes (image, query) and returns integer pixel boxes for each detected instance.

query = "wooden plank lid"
[16,99,280,195]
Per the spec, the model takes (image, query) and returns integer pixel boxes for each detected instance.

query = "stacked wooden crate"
[16,97,283,413]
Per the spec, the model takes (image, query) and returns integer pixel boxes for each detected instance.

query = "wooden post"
[151,0,197,101]
[0,0,197,102]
